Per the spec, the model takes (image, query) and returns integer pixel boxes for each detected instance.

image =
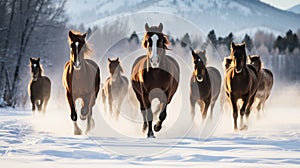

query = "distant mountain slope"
[65,0,300,36]
[288,4,300,14]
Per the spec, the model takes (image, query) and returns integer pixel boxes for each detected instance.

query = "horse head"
[30,57,42,81]
[108,57,123,76]
[249,55,262,71]
[230,42,247,74]
[142,23,170,68]
[191,49,207,82]
[68,30,88,70]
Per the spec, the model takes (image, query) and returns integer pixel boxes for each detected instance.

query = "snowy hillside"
[65,0,300,36]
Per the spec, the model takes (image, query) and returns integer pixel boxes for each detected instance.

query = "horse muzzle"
[235,68,242,74]
[73,62,81,70]
[32,75,38,81]
[150,57,160,69]
[196,76,203,82]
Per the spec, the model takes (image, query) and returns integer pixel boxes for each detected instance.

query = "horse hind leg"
[42,97,49,113]
[86,113,95,134]
[73,121,82,135]
[37,100,43,112]
[80,95,91,120]
[209,101,216,120]
[101,88,107,113]
[201,99,210,121]
[190,97,196,121]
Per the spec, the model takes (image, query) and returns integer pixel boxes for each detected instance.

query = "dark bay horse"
[225,42,259,130]
[131,23,180,138]
[28,57,51,113]
[249,55,273,114]
[62,30,100,135]
[190,50,221,120]
[102,58,129,119]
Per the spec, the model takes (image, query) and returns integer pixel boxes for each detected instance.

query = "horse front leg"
[30,96,36,112]
[190,96,196,121]
[101,88,107,114]
[67,92,82,135]
[80,94,91,120]
[240,95,249,130]
[154,101,167,133]
[230,96,238,130]
[202,99,210,120]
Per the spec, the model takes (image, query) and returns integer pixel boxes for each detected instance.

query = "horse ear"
[158,23,163,32]
[145,23,150,32]
[37,57,40,62]
[68,30,75,40]
[82,33,87,39]
[108,58,111,62]
[231,42,236,50]
[202,50,206,55]
[241,42,246,48]
[30,57,33,62]
[116,57,119,62]
[191,50,197,60]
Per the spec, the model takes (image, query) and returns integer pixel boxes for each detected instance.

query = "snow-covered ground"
[1,83,300,167]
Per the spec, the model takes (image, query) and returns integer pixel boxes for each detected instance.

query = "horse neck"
[110,68,121,81]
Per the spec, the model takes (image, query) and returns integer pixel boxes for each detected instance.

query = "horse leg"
[101,88,107,113]
[209,101,216,120]
[243,95,256,129]
[190,97,196,121]
[240,96,250,131]
[66,92,78,121]
[86,112,95,134]
[30,96,36,112]
[80,94,91,120]
[108,92,113,116]
[202,99,210,120]
[37,100,43,112]
[154,103,166,132]
[73,121,82,135]
[42,97,49,113]
[230,96,238,130]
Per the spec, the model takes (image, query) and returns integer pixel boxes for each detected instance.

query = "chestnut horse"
[28,57,51,113]
[102,58,129,119]
[190,49,221,120]
[131,23,180,138]
[225,42,259,130]
[62,31,100,135]
[249,55,273,114]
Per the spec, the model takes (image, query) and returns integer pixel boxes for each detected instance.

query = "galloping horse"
[249,55,273,114]
[131,23,180,138]
[102,58,129,119]
[28,57,51,113]
[62,30,100,135]
[225,42,259,130]
[190,49,221,120]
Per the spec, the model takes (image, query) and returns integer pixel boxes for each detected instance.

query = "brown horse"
[225,42,259,130]
[102,58,129,119]
[249,55,273,114]
[62,30,100,135]
[190,49,221,120]
[28,57,51,113]
[131,23,180,138]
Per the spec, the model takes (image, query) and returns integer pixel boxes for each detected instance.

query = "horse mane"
[68,30,93,58]
[142,32,170,50]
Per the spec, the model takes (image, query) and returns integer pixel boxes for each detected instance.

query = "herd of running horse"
[28,23,273,137]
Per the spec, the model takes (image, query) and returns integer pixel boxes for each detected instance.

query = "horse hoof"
[154,124,162,132]
[74,129,82,135]
[142,123,148,132]
[71,113,77,121]
[240,125,248,131]
[147,132,155,138]
[80,115,87,121]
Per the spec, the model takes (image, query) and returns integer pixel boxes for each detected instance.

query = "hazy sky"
[260,0,300,10]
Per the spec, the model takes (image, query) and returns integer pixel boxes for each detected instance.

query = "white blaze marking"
[150,34,159,68]
[74,42,80,68]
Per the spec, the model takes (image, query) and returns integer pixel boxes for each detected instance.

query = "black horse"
[225,42,259,130]
[28,57,51,113]
[190,49,221,120]
[249,55,273,114]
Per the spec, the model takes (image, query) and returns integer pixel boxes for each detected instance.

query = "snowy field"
[1,84,300,167]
